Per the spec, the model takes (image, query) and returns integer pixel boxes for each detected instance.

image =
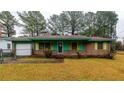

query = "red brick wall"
[33,42,110,58]
[33,50,45,56]
[86,43,110,57]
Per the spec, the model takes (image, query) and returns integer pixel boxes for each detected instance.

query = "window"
[7,43,11,49]
[72,42,77,51]
[39,42,51,50]
[45,43,50,50]
[39,43,44,50]
[98,43,103,49]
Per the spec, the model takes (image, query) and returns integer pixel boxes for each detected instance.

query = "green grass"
[0,52,124,80]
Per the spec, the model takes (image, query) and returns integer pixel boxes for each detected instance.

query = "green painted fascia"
[12,41,32,43]
[84,37,113,42]
[12,40,32,42]
[11,37,113,42]
[31,38,90,41]
[88,40,112,42]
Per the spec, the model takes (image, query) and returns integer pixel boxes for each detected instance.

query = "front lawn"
[0,52,124,80]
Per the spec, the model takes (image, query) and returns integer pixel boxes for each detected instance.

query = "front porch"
[32,40,86,57]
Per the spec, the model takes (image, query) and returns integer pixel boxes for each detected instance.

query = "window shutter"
[35,43,39,50]
[50,43,53,50]
[95,43,98,50]
[103,42,107,50]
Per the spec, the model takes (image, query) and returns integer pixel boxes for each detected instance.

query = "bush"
[54,54,64,59]
[44,50,52,58]
[3,52,12,57]
[76,51,81,58]
[106,53,114,59]
[107,50,116,59]
[107,45,116,59]
[53,54,64,63]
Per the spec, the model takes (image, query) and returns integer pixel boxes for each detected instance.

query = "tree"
[82,12,96,36]
[95,11,118,38]
[62,11,84,35]
[47,13,68,35]
[115,41,124,50]
[47,11,84,35]
[0,11,18,37]
[47,11,118,38]
[47,14,60,35]
[18,11,46,36]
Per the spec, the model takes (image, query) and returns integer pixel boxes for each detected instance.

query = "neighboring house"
[11,35,112,57]
[0,38,12,53]
[0,25,7,38]
[0,25,12,53]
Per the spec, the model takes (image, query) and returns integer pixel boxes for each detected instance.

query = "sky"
[0,0,124,39]
[13,11,124,42]
[0,0,123,42]
[116,11,124,41]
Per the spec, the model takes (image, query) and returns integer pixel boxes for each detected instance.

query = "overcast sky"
[116,11,124,41]
[13,11,124,41]
[1,0,123,41]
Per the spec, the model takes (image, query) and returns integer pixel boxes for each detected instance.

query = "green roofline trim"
[88,39,112,42]
[31,38,90,41]
[11,37,113,42]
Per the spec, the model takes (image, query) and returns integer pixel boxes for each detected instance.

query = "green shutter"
[103,42,107,50]
[63,41,70,52]
[78,42,85,51]
[35,42,39,50]
[53,42,58,52]
[95,42,98,50]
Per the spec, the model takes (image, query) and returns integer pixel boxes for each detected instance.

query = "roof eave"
[88,40,113,42]
[31,38,90,41]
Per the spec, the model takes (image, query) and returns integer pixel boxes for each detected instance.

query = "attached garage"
[16,43,32,56]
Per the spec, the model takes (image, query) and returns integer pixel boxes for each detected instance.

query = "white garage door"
[16,44,32,56]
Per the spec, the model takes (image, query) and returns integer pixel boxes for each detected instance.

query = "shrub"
[44,50,52,58]
[76,51,81,58]
[107,45,116,59]
[53,54,64,63]
[54,54,64,59]
[107,50,116,59]
[3,52,12,57]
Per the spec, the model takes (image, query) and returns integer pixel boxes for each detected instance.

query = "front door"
[58,42,63,53]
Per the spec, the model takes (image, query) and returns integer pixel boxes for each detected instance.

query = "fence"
[0,49,16,64]
[0,49,3,64]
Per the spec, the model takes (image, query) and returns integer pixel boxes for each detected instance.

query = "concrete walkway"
[2,58,64,64]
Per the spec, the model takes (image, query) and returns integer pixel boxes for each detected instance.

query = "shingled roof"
[11,35,112,42]
[10,37,31,41]
[90,37,112,41]
[31,35,90,40]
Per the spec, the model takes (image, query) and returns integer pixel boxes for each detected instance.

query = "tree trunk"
[71,26,75,35]
[36,30,38,36]
[8,33,10,37]
[7,26,10,37]
[31,32,33,37]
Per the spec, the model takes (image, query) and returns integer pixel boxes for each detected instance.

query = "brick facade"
[32,42,110,58]
[86,43,110,57]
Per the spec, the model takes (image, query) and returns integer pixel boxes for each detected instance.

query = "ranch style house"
[11,35,112,58]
